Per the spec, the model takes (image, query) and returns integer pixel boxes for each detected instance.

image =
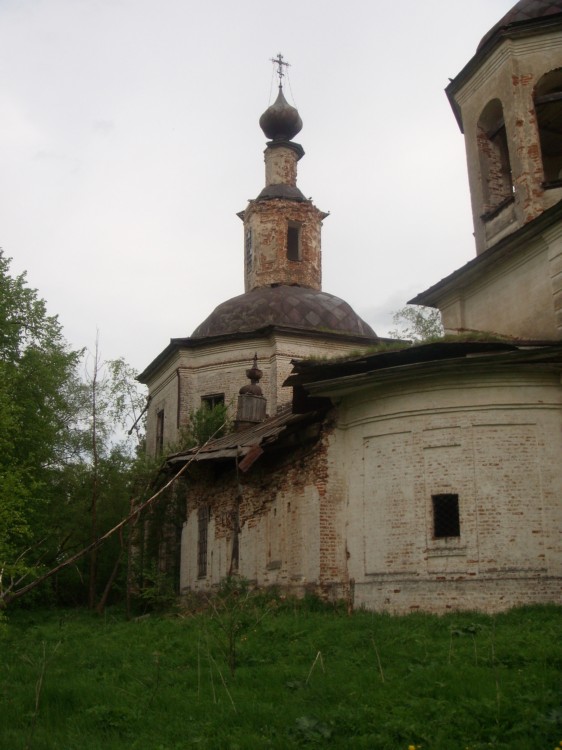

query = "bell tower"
[446,2,562,254]
[239,54,328,292]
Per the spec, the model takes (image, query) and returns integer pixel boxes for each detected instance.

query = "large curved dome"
[478,0,562,50]
[191,285,377,340]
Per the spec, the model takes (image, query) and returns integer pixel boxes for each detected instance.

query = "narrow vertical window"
[197,505,210,578]
[287,223,301,261]
[534,68,562,186]
[155,409,164,455]
[432,494,460,538]
[245,228,253,271]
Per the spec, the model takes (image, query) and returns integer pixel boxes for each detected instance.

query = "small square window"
[201,393,225,410]
[432,494,460,538]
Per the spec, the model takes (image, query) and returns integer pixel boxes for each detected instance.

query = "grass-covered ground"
[1,593,561,749]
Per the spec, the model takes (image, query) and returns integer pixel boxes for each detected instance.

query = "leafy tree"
[76,339,146,609]
[49,341,148,610]
[388,304,444,342]
[0,250,83,598]
[0,250,148,609]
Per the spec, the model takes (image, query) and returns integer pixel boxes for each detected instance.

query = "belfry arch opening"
[534,68,562,187]
[477,99,513,218]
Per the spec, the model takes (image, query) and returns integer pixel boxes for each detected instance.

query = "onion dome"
[259,87,303,141]
[478,0,562,50]
[191,285,377,340]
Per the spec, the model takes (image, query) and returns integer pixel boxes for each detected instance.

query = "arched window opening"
[535,68,562,187]
[477,99,514,218]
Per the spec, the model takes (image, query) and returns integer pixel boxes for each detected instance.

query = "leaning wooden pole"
[1,427,221,608]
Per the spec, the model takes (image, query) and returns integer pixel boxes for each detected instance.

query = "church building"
[142,1,562,614]
[138,57,379,454]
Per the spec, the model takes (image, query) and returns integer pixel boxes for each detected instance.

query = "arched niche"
[535,68,562,187]
[477,98,514,218]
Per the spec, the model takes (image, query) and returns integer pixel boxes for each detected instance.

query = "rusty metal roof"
[191,285,377,339]
[255,184,307,201]
[285,340,520,385]
[166,404,325,468]
[478,0,562,51]
[446,1,562,132]
[286,340,562,394]
[285,341,562,399]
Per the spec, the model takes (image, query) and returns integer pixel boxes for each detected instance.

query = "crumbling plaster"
[243,199,324,292]
[454,30,562,253]
[179,364,562,614]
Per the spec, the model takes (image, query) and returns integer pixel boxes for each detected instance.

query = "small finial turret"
[235,354,267,431]
[239,353,263,396]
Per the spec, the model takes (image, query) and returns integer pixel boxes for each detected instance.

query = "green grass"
[1,599,561,749]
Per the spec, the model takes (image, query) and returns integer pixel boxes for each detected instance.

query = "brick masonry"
[453,31,562,254]
[180,367,562,614]
[144,331,372,456]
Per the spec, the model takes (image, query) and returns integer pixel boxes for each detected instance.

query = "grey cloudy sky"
[0,0,515,372]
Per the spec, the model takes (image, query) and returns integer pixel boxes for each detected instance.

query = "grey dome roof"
[478,0,562,50]
[191,285,377,340]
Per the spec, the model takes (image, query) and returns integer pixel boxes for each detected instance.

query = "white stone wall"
[439,233,560,340]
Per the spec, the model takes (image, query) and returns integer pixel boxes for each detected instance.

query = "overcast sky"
[0,0,516,373]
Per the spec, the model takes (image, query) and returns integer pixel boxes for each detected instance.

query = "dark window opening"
[155,409,164,455]
[534,68,562,185]
[197,505,210,579]
[287,223,301,261]
[201,393,225,410]
[432,494,460,538]
[477,99,513,216]
[245,228,253,271]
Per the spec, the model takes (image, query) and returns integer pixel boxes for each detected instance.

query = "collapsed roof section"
[164,339,562,471]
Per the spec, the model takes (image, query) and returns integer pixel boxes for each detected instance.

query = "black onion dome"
[259,87,303,141]
[191,285,377,339]
[478,0,562,50]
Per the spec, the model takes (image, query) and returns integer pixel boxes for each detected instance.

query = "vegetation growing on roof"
[178,401,232,450]
[300,341,409,365]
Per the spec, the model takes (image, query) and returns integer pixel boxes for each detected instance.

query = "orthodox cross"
[271,53,290,87]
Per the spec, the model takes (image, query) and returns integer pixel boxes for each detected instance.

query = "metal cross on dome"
[271,53,290,87]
